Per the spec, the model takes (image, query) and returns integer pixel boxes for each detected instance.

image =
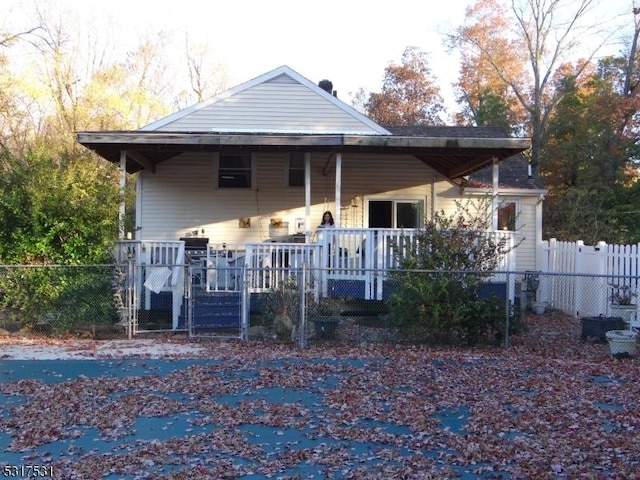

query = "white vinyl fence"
[538,239,639,321]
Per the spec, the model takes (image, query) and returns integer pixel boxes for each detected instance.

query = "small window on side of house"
[288,152,305,187]
[218,153,253,188]
[498,201,517,231]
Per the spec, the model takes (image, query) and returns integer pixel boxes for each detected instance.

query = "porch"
[116,228,516,332]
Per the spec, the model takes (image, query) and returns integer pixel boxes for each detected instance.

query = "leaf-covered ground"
[0,311,638,479]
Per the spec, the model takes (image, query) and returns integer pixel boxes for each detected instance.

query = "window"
[497,200,518,231]
[368,200,424,228]
[217,153,253,188]
[288,152,305,187]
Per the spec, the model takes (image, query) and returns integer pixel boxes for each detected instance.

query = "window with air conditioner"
[216,152,254,188]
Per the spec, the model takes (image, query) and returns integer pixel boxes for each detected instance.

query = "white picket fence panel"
[538,239,640,320]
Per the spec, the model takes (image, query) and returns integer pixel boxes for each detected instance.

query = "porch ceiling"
[76,131,530,182]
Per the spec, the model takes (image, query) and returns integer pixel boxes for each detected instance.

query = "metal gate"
[186,263,247,339]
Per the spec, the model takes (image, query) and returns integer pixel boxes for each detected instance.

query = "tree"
[541,57,640,243]
[365,47,446,125]
[77,36,174,132]
[448,0,529,133]
[177,35,228,108]
[0,12,42,154]
[348,87,369,115]
[542,188,620,243]
[542,59,636,188]
[450,0,614,172]
[0,149,120,265]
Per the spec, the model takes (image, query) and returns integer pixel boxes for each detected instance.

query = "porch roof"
[76,131,531,183]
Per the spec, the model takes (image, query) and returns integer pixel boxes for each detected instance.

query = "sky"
[103,0,471,103]
[2,0,471,110]
[2,0,636,112]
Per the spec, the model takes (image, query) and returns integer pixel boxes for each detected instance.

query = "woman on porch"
[318,211,335,228]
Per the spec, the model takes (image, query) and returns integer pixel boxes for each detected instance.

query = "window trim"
[214,152,256,189]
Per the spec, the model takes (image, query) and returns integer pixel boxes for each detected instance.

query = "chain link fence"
[248,266,520,348]
[0,264,127,338]
[247,267,638,349]
[1,263,637,350]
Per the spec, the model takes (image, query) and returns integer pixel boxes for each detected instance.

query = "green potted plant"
[609,284,637,327]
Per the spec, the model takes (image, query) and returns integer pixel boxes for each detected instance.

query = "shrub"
[0,266,118,334]
[386,197,518,346]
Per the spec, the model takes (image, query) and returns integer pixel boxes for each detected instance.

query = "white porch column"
[335,152,342,226]
[305,152,311,241]
[119,150,127,240]
[492,157,499,230]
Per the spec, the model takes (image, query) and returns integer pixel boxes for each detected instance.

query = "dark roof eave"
[76,131,531,176]
[77,131,530,150]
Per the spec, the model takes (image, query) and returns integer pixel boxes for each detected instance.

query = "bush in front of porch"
[386,198,517,346]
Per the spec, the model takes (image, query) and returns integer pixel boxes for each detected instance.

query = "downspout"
[335,153,342,226]
[305,152,311,242]
[119,150,127,240]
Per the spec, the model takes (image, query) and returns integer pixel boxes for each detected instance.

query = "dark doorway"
[368,201,393,228]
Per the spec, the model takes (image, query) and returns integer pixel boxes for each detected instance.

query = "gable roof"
[76,68,531,180]
[141,65,389,135]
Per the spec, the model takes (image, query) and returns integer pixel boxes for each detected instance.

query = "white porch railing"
[203,243,245,291]
[244,242,322,291]
[244,228,515,300]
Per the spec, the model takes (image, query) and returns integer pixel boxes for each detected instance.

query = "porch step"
[178,292,242,330]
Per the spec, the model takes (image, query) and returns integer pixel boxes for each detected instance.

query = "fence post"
[241,264,249,341]
[126,254,135,340]
[504,270,511,348]
[298,263,307,348]
[185,264,193,338]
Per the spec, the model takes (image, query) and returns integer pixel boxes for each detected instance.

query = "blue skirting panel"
[150,291,172,311]
[327,279,395,301]
[328,279,365,299]
[479,282,507,299]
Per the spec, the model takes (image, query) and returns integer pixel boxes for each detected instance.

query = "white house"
[77,66,543,332]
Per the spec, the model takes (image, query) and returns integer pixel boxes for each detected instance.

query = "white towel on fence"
[143,266,172,293]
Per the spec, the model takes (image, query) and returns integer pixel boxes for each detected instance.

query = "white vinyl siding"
[136,152,539,271]
[153,82,381,134]
[513,197,537,270]
[137,152,434,243]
